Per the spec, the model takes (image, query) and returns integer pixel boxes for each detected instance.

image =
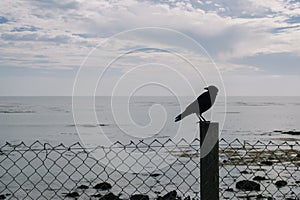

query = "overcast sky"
[0,0,300,96]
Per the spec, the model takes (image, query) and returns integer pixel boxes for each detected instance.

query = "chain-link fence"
[220,139,300,200]
[0,139,299,199]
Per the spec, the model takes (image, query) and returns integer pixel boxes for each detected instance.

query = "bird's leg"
[196,114,202,123]
[200,115,207,122]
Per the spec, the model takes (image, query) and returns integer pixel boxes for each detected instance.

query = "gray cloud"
[30,0,79,10]
[1,33,72,43]
[271,25,300,33]
[285,16,300,24]
[0,16,8,24]
[11,26,39,32]
[232,52,300,75]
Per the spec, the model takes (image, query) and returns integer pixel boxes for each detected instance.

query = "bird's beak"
[204,87,208,90]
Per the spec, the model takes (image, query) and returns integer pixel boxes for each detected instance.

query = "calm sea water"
[0,96,299,146]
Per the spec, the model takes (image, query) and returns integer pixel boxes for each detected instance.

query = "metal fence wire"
[0,139,299,200]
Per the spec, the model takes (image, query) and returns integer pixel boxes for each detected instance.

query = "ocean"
[0,96,299,146]
[0,96,300,199]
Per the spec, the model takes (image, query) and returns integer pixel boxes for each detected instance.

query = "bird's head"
[204,85,218,95]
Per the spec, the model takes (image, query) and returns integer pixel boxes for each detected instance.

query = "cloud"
[0,16,8,24]
[1,32,74,43]
[232,52,300,75]
[285,16,300,24]
[11,26,39,32]
[30,0,79,10]
[271,25,300,33]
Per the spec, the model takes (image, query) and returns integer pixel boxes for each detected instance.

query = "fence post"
[200,121,219,200]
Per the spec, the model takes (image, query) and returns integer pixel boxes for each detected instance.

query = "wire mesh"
[220,139,300,200]
[0,139,299,199]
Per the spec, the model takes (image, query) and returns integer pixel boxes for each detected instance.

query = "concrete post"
[200,121,219,200]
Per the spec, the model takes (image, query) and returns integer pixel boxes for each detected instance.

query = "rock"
[267,197,275,200]
[99,193,120,200]
[65,192,79,198]
[282,131,300,135]
[275,180,287,188]
[0,194,5,200]
[296,154,300,158]
[91,193,102,197]
[225,188,234,192]
[77,184,89,189]
[236,180,260,191]
[268,156,275,160]
[183,196,191,200]
[261,161,273,166]
[240,170,251,174]
[130,194,149,200]
[149,173,161,177]
[296,180,300,184]
[256,194,266,199]
[273,130,282,133]
[94,182,112,190]
[253,176,268,181]
[98,123,109,126]
[157,190,177,200]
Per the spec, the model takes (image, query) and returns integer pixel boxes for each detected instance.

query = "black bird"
[175,85,218,122]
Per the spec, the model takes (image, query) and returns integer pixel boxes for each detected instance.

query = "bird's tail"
[175,113,187,122]
[174,114,182,122]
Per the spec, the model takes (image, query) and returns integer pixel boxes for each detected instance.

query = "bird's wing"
[183,99,200,115]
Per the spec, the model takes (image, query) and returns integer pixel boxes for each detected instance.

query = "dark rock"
[130,194,149,200]
[273,130,282,133]
[296,180,300,184]
[296,154,300,158]
[240,170,251,174]
[236,180,260,191]
[282,131,300,135]
[225,188,234,192]
[275,180,287,188]
[236,195,256,199]
[253,176,268,181]
[94,182,112,190]
[267,197,275,200]
[253,168,266,171]
[98,124,109,126]
[157,190,177,200]
[150,173,161,177]
[77,184,89,189]
[183,196,191,200]
[0,194,5,200]
[99,193,120,200]
[91,193,102,197]
[261,161,273,166]
[257,194,266,199]
[65,192,79,198]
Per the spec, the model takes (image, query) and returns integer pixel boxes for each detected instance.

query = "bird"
[175,85,218,122]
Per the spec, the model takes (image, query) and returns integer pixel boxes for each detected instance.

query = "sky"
[0,0,300,96]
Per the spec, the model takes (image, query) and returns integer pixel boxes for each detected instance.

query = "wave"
[218,111,240,114]
[48,107,70,113]
[66,123,111,128]
[0,110,35,114]
[233,102,285,107]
